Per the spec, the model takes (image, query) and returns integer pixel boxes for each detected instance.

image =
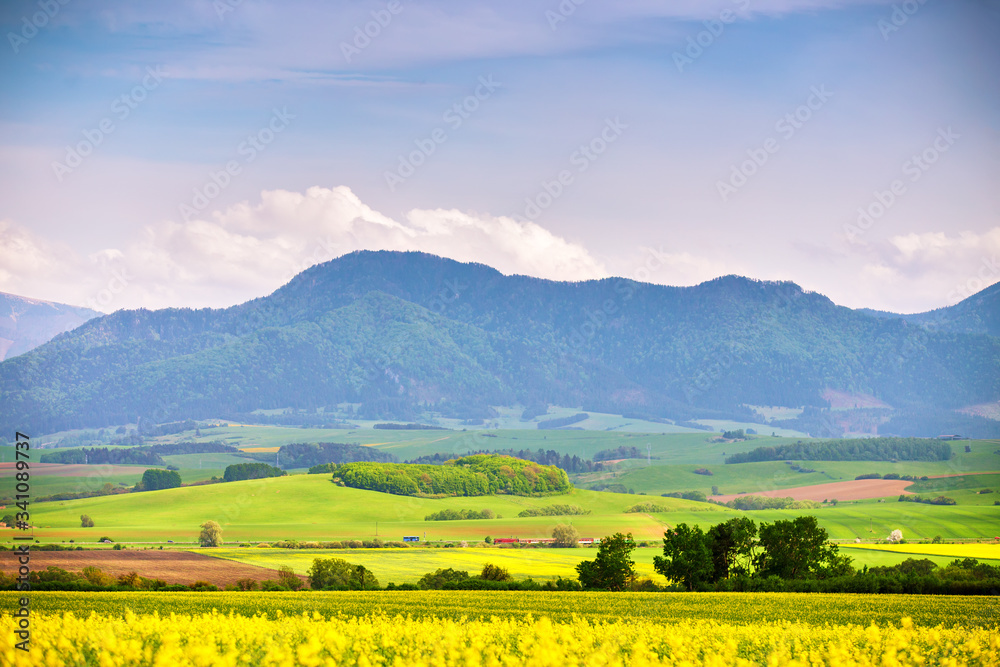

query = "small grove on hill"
[329,455,570,497]
[407,448,602,474]
[724,437,951,464]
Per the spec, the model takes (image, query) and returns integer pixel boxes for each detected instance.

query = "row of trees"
[256,442,396,469]
[425,509,497,521]
[655,516,850,590]
[408,448,603,474]
[573,516,849,592]
[223,463,287,482]
[725,438,952,464]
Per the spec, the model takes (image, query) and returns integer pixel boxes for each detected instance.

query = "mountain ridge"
[1,251,997,438]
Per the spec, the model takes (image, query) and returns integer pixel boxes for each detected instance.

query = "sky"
[0,0,997,314]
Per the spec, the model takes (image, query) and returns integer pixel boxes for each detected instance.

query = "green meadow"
[11,467,998,545]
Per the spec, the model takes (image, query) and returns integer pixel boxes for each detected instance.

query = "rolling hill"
[1,251,998,437]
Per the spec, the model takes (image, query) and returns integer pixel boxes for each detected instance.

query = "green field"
[16,473,724,543]
[4,590,996,628]
[11,468,1000,546]
[582,440,1000,496]
[8,433,998,549]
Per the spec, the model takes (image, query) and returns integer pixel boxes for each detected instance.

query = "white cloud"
[854,228,1000,309]
[0,219,90,303]
[0,186,607,311]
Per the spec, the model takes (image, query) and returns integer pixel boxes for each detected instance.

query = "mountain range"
[1,251,997,439]
[0,291,100,361]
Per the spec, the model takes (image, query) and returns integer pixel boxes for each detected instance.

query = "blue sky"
[0,0,997,313]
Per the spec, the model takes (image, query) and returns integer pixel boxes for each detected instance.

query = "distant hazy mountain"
[1,251,997,438]
[0,292,100,361]
[856,280,1000,337]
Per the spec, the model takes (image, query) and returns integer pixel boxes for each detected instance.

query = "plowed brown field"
[713,478,914,503]
[0,550,307,587]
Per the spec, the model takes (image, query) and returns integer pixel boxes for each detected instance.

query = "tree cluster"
[898,494,956,506]
[726,438,951,464]
[407,448,602,474]
[424,508,496,521]
[592,446,644,462]
[332,455,570,497]
[41,447,164,466]
[251,441,397,469]
[223,462,287,482]
[137,468,181,491]
[653,516,850,591]
[517,504,590,517]
[308,558,379,590]
[576,533,637,591]
[537,413,589,429]
[719,495,821,511]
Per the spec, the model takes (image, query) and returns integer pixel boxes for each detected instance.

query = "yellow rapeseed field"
[847,543,1000,561]
[3,607,998,666]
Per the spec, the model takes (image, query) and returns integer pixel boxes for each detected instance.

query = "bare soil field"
[821,388,892,410]
[0,549,307,587]
[714,478,915,503]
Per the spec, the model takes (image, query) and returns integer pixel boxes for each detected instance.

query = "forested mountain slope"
[2,251,997,437]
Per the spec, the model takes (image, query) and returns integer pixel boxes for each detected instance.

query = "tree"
[198,520,223,547]
[552,523,580,547]
[353,565,380,590]
[278,565,303,590]
[706,517,757,581]
[80,514,95,528]
[80,566,113,586]
[576,533,636,591]
[139,468,182,491]
[417,568,470,590]
[754,515,842,580]
[308,558,356,589]
[2,513,16,527]
[653,523,712,591]
[480,563,512,581]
